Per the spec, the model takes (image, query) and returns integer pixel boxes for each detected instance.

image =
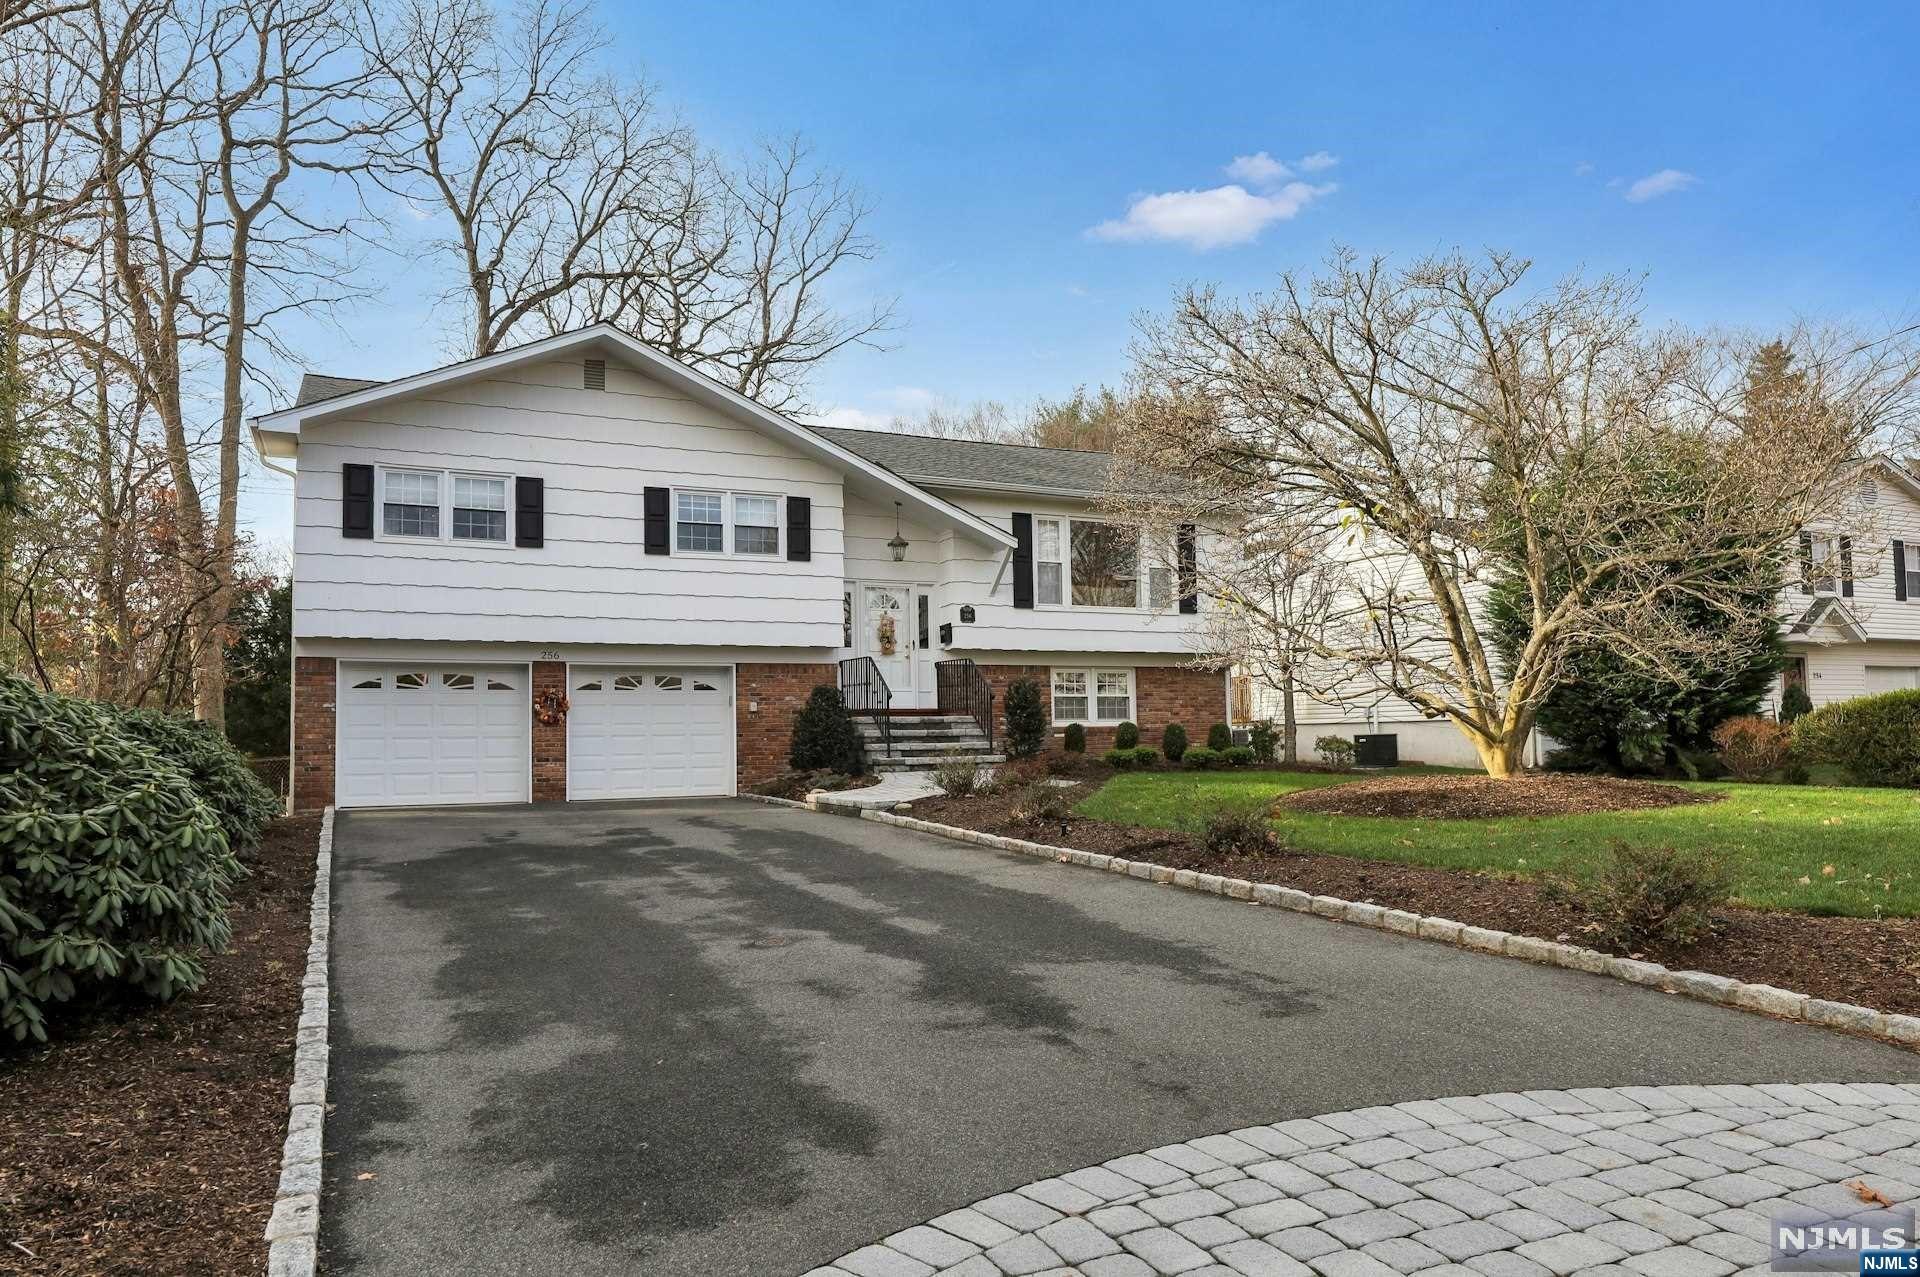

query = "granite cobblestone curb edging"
[263,805,334,1277]
[855,808,1920,1053]
[804,1082,1920,1277]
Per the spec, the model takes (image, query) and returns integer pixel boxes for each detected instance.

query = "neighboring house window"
[675,491,725,552]
[451,476,507,542]
[732,494,780,556]
[1051,667,1134,723]
[1808,534,1838,595]
[1148,562,1173,609]
[382,470,440,538]
[380,467,513,543]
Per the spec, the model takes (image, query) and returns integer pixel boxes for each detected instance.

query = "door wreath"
[876,612,897,657]
[534,688,570,725]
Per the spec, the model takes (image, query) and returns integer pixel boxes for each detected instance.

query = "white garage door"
[568,667,734,800]
[337,663,530,808]
[1865,665,1920,693]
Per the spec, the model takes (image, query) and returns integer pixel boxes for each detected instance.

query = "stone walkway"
[808,1082,1920,1277]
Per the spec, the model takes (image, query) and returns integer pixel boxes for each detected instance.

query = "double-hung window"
[380,467,509,544]
[1051,667,1134,724]
[675,491,725,552]
[732,494,780,556]
[674,489,780,556]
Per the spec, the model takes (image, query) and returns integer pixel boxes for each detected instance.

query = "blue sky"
[243,1,1920,545]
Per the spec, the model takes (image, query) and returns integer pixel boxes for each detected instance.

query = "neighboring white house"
[254,324,1228,811]
[1244,456,1920,768]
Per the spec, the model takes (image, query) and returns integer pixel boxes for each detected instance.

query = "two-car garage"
[334,661,734,808]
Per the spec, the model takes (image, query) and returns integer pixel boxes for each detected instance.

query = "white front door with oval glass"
[862,584,915,700]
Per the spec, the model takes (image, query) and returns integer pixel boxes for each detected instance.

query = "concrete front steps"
[853,713,1006,772]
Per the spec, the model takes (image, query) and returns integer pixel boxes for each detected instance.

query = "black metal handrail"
[838,656,892,756]
[935,658,995,751]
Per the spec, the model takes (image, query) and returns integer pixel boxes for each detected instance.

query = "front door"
[862,584,915,701]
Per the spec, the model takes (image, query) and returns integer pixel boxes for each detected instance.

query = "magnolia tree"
[1112,250,1916,776]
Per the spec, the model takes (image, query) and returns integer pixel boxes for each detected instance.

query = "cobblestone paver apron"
[807,1082,1920,1277]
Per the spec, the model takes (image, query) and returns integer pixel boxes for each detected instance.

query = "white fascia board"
[248,323,1015,550]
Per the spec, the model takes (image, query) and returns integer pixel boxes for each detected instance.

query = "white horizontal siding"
[293,357,845,647]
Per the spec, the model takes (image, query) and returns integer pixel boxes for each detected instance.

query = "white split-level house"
[1244,455,1920,768]
[253,324,1229,812]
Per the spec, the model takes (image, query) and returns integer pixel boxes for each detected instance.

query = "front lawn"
[1076,769,1920,918]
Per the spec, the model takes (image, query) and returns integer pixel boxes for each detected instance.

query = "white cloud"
[1225,151,1292,186]
[1573,160,1595,177]
[1297,150,1339,173]
[1088,181,1336,250]
[397,197,435,223]
[806,386,937,432]
[1623,168,1698,202]
[809,405,894,431]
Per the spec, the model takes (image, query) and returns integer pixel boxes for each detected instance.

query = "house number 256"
[537,648,562,661]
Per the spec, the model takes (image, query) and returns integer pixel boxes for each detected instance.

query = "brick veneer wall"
[736,662,838,787]
[532,660,567,801]
[975,662,1227,754]
[292,656,337,813]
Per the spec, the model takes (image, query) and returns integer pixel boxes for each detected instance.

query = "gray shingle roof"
[814,427,1112,496]
[288,368,1117,497]
[295,373,381,406]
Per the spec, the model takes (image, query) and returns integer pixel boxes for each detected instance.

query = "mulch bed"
[1280,773,1722,819]
[906,782,1920,1019]
[0,816,320,1277]
[749,769,884,801]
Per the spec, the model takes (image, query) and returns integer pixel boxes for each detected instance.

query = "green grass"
[1075,767,1920,918]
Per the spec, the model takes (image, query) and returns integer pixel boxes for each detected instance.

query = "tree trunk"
[1462,725,1529,778]
[1281,665,1298,764]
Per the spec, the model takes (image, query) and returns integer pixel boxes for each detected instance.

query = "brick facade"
[531,660,567,801]
[292,656,337,813]
[976,662,1227,754]
[735,662,839,787]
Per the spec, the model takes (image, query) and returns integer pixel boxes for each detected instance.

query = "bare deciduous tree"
[1115,250,1912,776]
[363,0,891,408]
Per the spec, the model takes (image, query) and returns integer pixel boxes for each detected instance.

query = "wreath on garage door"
[534,688,570,725]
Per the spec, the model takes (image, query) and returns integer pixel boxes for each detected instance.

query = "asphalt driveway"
[320,800,1920,1276]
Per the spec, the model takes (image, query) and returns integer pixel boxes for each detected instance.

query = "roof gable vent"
[583,357,606,391]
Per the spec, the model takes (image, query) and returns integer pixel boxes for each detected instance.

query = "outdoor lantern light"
[888,501,909,561]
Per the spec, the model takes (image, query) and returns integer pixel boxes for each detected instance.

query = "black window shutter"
[342,463,374,539]
[1839,535,1854,598]
[786,495,812,561]
[1177,523,1199,614]
[1895,539,1909,602]
[1011,513,1034,609]
[514,477,544,548]
[643,487,670,555]
[1798,532,1814,595]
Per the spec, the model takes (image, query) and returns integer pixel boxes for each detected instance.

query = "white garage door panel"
[569,667,733,800]
[1865,665,1920,693]
[337,664,530,808]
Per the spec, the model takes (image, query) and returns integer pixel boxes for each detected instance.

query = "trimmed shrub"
[789,685,864,774]
[1130,746,1158,768]
[1315,735,1355,770]
[1709,715,1792,782]
[1012,783,1074,827]
[1103,747,1137,770]
[1206,722,1232,752]
[1794,689,1920,787]
[117,708,278,854]
[1113,720,1140,750]
[1550,839,1733,951]
[1161,723,1189,763]
[1778,682,1813,724]
[1183,746,1220,770]
[1004,679,1048,758]
[1223,745,1255,767]
[1202,804,1275,858]
[1248,720,1277,764]
[934,750,986,798]
[1063,722,1086,754]
[0,677,241,1041]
